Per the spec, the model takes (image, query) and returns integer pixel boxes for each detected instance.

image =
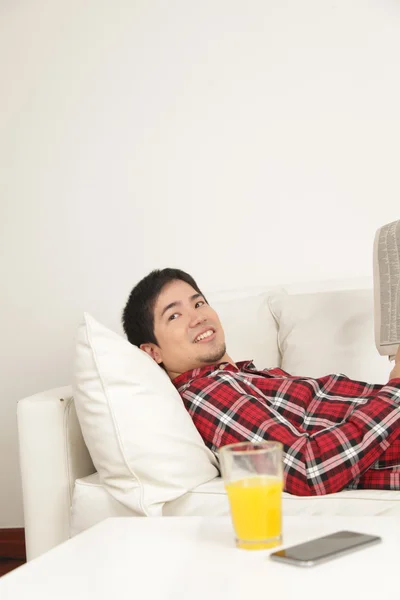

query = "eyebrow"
[160,293,203,318]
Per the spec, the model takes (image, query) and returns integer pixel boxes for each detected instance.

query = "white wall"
[1,0,399,527]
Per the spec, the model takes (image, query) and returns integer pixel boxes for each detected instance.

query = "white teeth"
[195,329,214,342]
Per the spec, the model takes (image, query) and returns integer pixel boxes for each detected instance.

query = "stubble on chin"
[198,343,227,365]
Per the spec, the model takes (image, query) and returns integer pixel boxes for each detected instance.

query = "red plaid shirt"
[173,361,400,496]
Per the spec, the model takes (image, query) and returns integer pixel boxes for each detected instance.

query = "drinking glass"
[219,441,283,550]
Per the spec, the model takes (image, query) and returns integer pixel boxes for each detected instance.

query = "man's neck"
[218,353,236,368]
[168,353,236,381]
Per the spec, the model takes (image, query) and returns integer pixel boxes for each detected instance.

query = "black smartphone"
[270,530,381,567]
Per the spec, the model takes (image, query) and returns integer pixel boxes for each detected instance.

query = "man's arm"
[181,376,400,496]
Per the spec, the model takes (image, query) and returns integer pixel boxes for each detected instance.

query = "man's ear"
[140,343,163,364]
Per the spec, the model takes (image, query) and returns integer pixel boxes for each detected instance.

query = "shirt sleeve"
[180,376,400,496]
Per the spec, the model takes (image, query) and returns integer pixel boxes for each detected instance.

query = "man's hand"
[389,345,400,380]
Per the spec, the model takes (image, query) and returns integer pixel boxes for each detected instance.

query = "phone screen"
[271,531,381,564]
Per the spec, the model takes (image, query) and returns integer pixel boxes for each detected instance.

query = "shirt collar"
[172,360,256,388]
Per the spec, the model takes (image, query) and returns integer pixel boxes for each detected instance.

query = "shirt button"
[219,364,225,369]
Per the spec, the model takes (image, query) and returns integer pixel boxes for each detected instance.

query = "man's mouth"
[193,328,216,343]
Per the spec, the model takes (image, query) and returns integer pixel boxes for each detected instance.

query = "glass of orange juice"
[219,441,283,550]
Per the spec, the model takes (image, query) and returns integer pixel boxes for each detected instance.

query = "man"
[122,268,400,496]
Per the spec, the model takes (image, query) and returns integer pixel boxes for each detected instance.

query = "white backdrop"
[1,0,399,527]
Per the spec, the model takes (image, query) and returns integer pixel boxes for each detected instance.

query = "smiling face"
[140,279,231,380]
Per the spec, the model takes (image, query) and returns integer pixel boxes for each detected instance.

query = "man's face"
[141,280,227,379]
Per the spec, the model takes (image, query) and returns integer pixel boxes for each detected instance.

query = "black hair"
[122,268,206,347]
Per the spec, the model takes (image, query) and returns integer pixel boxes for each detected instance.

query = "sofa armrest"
[17,386,95,560]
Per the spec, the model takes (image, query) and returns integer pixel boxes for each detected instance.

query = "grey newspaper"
[373,219,400,360]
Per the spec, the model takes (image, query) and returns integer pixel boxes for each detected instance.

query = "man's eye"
[168,313,179,321]
[195,301,205,308]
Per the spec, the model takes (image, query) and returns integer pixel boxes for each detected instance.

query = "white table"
[0,516,398,599]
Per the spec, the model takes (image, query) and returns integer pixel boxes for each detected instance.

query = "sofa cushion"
[269,288,390,384]
[210,291,281,369]
[72,313,218,517]
[70,472,400,537]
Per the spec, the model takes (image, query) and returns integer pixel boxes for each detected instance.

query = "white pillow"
[72,313,218,516]
[210,291,281,369]
[268,289,390,384]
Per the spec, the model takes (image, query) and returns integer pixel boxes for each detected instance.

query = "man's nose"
[189,311,206,328]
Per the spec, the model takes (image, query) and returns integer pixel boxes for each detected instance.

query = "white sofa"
[17,278,400,561]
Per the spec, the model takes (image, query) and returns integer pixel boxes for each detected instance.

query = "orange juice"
[225,475,283,550]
